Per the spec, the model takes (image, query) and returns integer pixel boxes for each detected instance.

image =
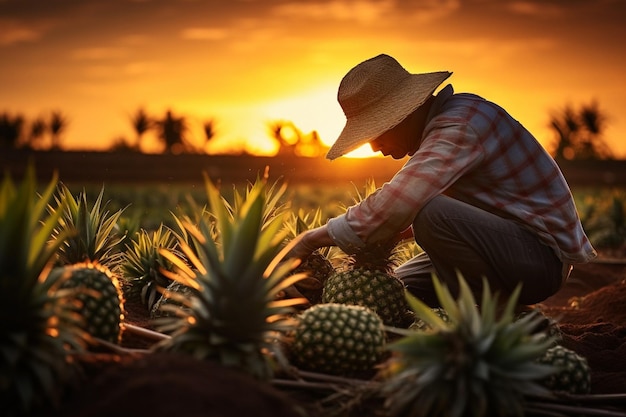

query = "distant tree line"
[0,111,68,151]
[114,108,200,154]
[548,101,613,161]
[0,101,614,159]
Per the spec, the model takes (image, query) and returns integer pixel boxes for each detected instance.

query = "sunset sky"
[1,0,625,158]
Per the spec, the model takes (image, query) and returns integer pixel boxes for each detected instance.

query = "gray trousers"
[395,195,564,307]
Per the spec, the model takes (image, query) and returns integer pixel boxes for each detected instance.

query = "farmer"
[290,53,596,307]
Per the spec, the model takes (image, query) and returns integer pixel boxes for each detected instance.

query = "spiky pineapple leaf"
[403,288,448,332]
[120,224,180,309]
[0,167,88,416]
[154,173,306,379]
[51,184,126,268]
[381,273,557,417]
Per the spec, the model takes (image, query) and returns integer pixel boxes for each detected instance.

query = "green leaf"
[405,290,448,331]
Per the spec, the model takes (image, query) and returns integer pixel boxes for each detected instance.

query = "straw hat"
[326,54,451,160]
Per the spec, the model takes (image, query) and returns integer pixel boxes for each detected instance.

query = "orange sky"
[1,0,625,158]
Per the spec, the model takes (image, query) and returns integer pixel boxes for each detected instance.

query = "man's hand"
[287,231,319,260]
[286,225,334,260]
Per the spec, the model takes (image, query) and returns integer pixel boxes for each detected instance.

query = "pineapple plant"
[50,184,126,345]
[51,183,126,269]
[119,224,181,312]
[152,173,307,380]
[378,273,558,417]
[283,209,335,305]
[289,303,386,376]
[321,179,411,327]
[0,168,88,416]
[149,279,194,320]
[536,344,591,394]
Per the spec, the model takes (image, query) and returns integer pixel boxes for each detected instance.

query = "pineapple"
[321,179,411,327]
[152,173,307,380]
[283,209,335,305]
[50,184,126,345]
[536,345,591,394]
[55,261,125,344]
[0,168,88,416]
[119,224,181,312]
[289,303,386,376]
[322,240,411,327]
[378,273,557,417]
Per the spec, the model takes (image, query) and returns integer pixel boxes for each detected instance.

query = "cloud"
[507,1,565,17]
[79,60,160,80]
[0,19,42,45]
[273,0,394,23]
[272,0,459,24]
[118,34,151,46]
[124,61,161,76]
[180,27,229,41]
[71,46,129,61]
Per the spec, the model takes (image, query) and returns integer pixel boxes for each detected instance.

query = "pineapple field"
[2,164,626,417]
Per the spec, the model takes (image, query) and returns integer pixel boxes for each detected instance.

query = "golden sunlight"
[343,143,381,159]
[254,86,384,158]
[262,85,345,148]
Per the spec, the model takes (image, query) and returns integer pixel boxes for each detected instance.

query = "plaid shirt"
[327,84,596,264]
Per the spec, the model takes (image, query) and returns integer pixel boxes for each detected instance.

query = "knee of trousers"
[412,195,451,243]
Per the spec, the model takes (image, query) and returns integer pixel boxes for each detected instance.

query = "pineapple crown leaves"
[164,177,305,307]
[122,225,179,277]
[283,208,334,259]
[215,169,291,232]
[154,174,307,379]
[0,167,71,297]
[51,183,126,268]
[348,239,403,272]
[171,170,291,263]
[348,177,379,208]
[336,177,408,270]
[0,168,88,415]
[381,272,557,417]
[120,224,182,308]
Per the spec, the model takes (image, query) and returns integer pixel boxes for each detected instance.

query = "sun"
[258,86,382,158]
[261,86,343,143]
[342,143,381,159]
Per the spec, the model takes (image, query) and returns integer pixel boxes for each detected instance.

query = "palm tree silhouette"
[50,110,68,150]
[130,108,152,151]
[202,119,217,154]
[155,109,188,153]
[549,101,613,161]
[578,101,613,159]
[0,112,24,149]
[28,117,47,149]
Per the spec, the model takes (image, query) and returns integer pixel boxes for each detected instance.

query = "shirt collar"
[425,84,454,123]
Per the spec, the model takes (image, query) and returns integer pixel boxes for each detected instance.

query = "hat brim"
[326,71,451,160]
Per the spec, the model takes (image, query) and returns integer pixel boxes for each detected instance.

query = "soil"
[538,259,626,396]
[43,258,626,417]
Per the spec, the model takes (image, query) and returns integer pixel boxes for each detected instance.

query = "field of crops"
[3,155,625,417]
[65,179,626,257]
[3,149,625,253]
[70,180,366,231]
